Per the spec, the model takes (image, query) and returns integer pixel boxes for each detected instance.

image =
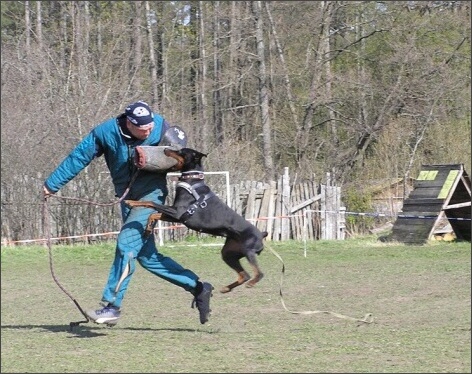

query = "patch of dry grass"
[1,238,470,373]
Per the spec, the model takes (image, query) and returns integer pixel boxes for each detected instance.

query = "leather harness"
[177,176,215,223]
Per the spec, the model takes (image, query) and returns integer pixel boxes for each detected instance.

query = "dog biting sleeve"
[134,146,179,172]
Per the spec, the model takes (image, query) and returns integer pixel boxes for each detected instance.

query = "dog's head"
[164,147,207,172]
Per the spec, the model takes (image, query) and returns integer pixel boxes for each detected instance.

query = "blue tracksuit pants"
[101,200,199,308]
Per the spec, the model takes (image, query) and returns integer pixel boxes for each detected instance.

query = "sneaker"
[191,282,214,324]
[86,304,121,325]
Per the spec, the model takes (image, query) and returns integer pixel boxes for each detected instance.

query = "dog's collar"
[179,172,204,180]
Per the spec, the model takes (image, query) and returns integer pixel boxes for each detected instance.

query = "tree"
[252,1,274,181]
[1,1,470,243]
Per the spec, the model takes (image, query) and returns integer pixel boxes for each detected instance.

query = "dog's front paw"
[220,286,232,293]
[124,200,136,207]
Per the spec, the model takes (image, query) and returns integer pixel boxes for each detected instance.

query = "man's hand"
[43,186,54,200]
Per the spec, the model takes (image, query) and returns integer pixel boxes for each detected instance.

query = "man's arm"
[44,131,101,193]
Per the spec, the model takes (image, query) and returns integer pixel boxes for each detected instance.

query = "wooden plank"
[324,184,335,239]
[403,198,445,205]
[395,211,440,219]
[264,182,276,240]
[304,181,315,240]
[294,183,303,239]
[335,186,342,239]
[311,181,319,239]
[443,201,471,209]
[414,180,450,189]
[290,193,322,213]
[291,181,307,240]
[258,184,271,234]
[320,184,327,239]
[301,182,310,240]
[401,204,443,213]
[296,183,304,239]
[245,182,257,221]
[308,181,317,240]
[273,177,282,240]
[281,167,291,240]
[300,181,312,240]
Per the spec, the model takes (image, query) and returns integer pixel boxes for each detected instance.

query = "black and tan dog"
[125,147,267,293]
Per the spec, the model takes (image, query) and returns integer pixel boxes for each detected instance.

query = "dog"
[125,147,267,293]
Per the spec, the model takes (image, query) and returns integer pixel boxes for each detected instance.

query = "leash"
[42,197,90,330]
[265,243,374,324]
[45,170,140,206]
[41,171,140,330]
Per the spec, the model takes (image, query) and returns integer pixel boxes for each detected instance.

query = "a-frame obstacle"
[388,164,471,244]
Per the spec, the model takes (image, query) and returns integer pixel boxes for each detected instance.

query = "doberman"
[125,147,267,293]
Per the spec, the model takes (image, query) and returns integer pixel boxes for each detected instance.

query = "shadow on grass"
[1,323,218,338]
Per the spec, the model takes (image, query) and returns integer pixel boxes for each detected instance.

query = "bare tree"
[212,1,223,145]
[24,1,31,58]
[264,2,299,133]
[252,1,274,181]
[130,1,143,92]
[35,1,43,50]
[198,0,211,150]
[1,1,470,243]
[145,1,159,108]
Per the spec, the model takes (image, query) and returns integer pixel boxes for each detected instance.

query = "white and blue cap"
[125,101,154,127]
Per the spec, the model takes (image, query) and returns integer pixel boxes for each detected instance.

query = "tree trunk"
[35,1,43,50]
[264,2,299,131]
[145,1,159,109]
[24,1,31,57]
[213,1,223,144]
[199,1,211,150]
[131,1,143,92]
[253,1,274,181]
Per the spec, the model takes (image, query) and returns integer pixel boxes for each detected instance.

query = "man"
[43,100,213,325]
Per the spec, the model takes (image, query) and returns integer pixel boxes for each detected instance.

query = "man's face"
[127,120,154,140]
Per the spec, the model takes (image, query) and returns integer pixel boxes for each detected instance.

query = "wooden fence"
[1,168,344,246]
[157,168,344,243]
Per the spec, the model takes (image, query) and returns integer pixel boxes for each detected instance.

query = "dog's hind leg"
[220,239,250,293]
[245,233,267,287]
[245,251,264,288]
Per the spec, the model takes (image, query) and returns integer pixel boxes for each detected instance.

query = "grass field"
[1,237,471,373]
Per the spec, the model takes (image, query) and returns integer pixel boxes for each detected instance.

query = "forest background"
[1,1,470,244]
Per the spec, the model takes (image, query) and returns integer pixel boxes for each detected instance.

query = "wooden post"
[263,181,276,240]
[338,206,346,239]
[281,167,291,240]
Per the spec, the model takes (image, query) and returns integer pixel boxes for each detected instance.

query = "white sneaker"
[86,304,121,325]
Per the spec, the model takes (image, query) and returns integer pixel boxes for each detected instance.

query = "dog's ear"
[194,150,207,163]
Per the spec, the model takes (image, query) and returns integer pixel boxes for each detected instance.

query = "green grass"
[1,237,471,373]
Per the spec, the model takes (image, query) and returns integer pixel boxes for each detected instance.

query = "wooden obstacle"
[389,164,471,244]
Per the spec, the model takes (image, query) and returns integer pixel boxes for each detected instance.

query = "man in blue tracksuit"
[43,101,213,325]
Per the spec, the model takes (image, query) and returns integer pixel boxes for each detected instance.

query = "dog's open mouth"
[163,148,185,171]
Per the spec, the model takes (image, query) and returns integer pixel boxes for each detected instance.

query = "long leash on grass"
[41,171,139,330]
[42,198,90,330]
[265,243,374,324]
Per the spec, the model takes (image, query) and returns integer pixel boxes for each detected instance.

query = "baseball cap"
[125,101,154,126]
